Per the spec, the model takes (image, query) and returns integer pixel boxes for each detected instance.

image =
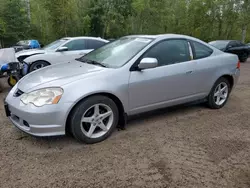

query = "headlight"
[21,88,63,107]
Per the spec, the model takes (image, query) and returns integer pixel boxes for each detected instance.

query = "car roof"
[128,34,193,38]
[61,36,108,42]
[127,34,206,40]
[210,40,240,43]
[126,34,211,44]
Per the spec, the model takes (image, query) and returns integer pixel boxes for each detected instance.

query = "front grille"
[13,89,24,97]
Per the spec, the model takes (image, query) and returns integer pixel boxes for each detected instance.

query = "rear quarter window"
[192,41,213,59]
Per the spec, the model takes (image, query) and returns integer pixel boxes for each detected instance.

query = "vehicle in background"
[0,48,16,63]
[209,40,250,62]
[5,34,240,144]
[247,43,250,47]
[0,48,21,86]
[15,37,108,72]
[12,40,41,52]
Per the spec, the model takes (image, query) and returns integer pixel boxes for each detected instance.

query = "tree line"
[0,0,250,47]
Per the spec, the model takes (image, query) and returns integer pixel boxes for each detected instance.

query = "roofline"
[124,34,206,40]
[60,36,109,42]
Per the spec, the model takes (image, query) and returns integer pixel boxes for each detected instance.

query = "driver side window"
[142,39,191,66]
[228,41,238,48]
[63,39,86,51]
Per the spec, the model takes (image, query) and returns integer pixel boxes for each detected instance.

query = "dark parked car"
[209,40,250,62]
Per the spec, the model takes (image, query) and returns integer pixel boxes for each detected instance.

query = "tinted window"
[142,40,190,66]
[43,39,68,50]
[192,41,213,59]
[63,39,86,51]
[228,41,238,48]
[87,40,106,49]
[236,41,244,46]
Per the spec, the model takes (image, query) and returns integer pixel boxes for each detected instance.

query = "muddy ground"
[0,60,250,188]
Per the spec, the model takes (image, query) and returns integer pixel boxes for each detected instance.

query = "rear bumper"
[233,68,240,88]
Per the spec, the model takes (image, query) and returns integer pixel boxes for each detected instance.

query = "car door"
[128,39,200,114]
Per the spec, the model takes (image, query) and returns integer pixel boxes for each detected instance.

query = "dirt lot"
[0,60,250,188]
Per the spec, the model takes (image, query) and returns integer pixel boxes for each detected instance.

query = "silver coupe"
[5,34,240,144]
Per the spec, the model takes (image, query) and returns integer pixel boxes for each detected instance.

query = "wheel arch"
[213,74,234,92]
[222,74,234,87]
[30,60,51,65]
[65,92,125,134]
[29,60,51,72]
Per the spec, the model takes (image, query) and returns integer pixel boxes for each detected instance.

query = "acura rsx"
[5,34,240,144]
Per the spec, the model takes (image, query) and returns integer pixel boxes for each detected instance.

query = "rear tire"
[29,61,50,72]
[69,95,119,144]
[207,77,230,109]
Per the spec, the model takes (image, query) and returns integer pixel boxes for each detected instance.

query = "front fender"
[24,54,49,64]
[24,53,62,65]
[61,72,130,113]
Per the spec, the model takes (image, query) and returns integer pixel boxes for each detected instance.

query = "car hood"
[17,60,105,92]
[15,49,46,58]
[0,48,16,63]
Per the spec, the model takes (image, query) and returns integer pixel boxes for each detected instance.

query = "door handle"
[186,71,193,74]
[79,52,86,55]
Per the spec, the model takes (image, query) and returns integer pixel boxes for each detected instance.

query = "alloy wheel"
[80,103,114,138]
[214,82,228,106]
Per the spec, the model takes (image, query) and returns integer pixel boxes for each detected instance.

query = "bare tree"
[240,0,250,43]
[25,0,31,22]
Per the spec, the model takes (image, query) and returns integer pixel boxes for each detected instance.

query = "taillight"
[237,61,240,69]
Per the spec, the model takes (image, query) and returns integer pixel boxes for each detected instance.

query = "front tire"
[207,77,230,109]
[69,95,119,144]
[29,61,50,72]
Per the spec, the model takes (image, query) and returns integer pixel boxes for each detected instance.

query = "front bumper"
[5,89,73,137]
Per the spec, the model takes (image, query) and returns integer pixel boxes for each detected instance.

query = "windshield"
[80,37,153,68]
[209,41,229,50]
[43,39,68,51]
[17,40,29,46]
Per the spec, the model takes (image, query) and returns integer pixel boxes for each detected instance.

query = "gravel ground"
[0,60,250,188]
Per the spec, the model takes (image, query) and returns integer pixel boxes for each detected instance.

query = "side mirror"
[57,46,68,52]
[138,58,158,70]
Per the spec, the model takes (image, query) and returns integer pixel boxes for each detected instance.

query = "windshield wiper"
[76,57,107,68]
